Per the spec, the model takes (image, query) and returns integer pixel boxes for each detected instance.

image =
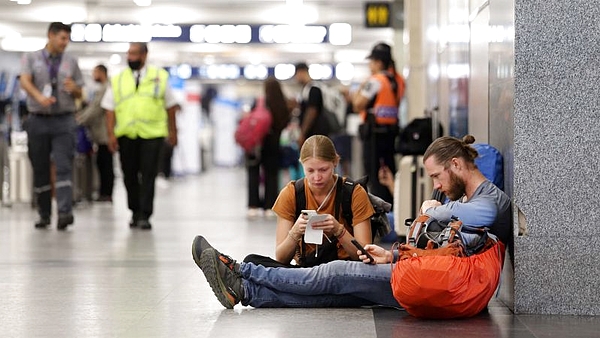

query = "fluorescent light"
[308,64,332,80]
[1,36,46,52]
[335,62,355,81]
[274,64,295,81]
[329,23,352,46]
[17,0,32,5]
[109,54,122,65]
[134,0,151,6]
[177,64,192,80]
[244,65,268,80]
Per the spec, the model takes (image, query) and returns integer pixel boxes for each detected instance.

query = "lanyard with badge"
[42,50,62,99]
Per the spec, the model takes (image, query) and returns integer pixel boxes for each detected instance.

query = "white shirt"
[358,77,382,101]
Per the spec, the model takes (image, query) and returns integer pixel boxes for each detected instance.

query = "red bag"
[235,97,272,152]
[390,241,505,319]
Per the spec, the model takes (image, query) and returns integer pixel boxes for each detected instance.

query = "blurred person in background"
[246,76,291,218]
[353,43,405,205]
[294,62,325,146]
[77,64,114,203]
[20,22,84,230]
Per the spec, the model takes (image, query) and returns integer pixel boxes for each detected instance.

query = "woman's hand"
[289,213,309,240]
[361,244,393,264]
[309,214,342,238]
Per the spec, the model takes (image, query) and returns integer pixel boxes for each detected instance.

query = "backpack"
[234,97,272,152]
[391,240,505,319]
[294,176,392,244]
[302,82,346,135]
[406,214,496,257]
[472,143,504,190]
[396,117,444,155]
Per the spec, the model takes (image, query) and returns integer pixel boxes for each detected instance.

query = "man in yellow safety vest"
[101,42,178,230]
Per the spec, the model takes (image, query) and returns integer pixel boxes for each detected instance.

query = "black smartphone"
[351,239,374,264]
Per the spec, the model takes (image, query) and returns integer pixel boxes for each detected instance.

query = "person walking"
[101,42,178,230]
[293,62,325,146]
[20,22,84,230]
[77,64,114,202]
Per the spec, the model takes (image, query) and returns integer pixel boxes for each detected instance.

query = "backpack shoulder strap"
[294,179,306,220]
[340,177,356,227]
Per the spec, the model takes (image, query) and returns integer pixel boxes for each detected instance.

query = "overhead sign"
[365,2,392,28]
[70,23,347,45]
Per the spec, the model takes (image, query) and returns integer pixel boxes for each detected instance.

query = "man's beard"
[445,170,466,201]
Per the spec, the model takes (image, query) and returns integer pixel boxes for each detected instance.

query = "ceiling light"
[17,0,32,4]
[274,64,295,81]
[335,62,355,81]
[329,23,352,45]
[1,36,45,52]
[109,54,122,65]
[133,0,151,6]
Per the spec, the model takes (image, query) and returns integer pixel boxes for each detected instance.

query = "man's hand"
[167,131,178,147]
[378,165,394,194]
[63,77,81,98]
[420,199,442,214]
[38,95,56,108]
[361,244,393,264]
[107,135,119,153]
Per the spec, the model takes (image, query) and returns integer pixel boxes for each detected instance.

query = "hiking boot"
[57,213,74,231]
[192,235,240,273]
[198,248,244,309]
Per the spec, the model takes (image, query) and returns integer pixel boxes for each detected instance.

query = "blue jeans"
[240,260,400,308]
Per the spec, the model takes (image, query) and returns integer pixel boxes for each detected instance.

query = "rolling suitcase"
[394,155,433,237]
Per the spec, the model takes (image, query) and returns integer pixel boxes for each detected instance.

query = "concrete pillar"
[513,0,600,315]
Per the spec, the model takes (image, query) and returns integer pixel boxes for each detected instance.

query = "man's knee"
[53,157,74,178]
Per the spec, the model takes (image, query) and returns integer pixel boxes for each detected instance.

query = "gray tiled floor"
[1,167,599,337]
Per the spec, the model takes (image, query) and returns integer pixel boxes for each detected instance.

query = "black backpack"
[294,176,392,244]
[243,176,393,268]
[396,117,444,155]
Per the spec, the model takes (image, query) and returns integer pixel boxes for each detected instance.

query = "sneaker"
[246,208,262,219]
[264,209,277,219]
[192,235,239,273]
[57,213,74,231]
[137,219,152,230]
[198,248,244,309]
[129,213,141,228]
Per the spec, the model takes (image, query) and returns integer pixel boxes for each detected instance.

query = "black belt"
[30,112,73,117]
[373,124,399,133]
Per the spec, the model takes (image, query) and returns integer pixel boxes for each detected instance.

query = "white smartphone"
[304,213,327,245]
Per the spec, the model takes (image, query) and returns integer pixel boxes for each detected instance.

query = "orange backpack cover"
[390,241,505,319]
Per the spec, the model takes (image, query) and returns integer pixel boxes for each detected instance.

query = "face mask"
[128,60,142,70]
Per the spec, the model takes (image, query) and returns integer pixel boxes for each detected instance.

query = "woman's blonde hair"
[299,135,340,164]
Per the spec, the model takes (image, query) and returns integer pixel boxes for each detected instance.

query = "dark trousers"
[247,133,281,209]
[118,137,163,220]
[26,114,76,217]
[96,144,114,197]
[362,125,397,205]
[158,141,174,178]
